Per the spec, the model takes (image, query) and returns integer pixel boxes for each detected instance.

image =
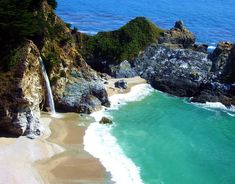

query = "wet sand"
[0,76,146,184]
[35,113,109,184]
[35,77,146,184]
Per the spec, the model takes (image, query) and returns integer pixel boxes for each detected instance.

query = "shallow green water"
[110,92,235,184]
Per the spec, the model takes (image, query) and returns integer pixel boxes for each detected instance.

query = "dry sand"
[104,76,146,97]
[0,76,146,184]
[0,114,63,184]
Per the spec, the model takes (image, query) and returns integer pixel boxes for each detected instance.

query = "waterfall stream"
[39,57,56,114]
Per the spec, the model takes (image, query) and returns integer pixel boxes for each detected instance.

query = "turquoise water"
[109,92,235,184]
[56,1,235,183]
[56,0,235,44]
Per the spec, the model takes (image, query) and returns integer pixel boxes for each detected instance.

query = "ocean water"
[56,0,235,45]
[84,85,235,184]
[56,1,235,183]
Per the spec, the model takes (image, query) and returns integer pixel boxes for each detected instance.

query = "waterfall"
[39,57,56,114]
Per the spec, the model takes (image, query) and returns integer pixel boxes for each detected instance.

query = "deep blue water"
[56,0,235,45]
[56,1,235,184]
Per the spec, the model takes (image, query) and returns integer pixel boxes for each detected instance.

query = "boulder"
[114,80,128,89]
[99,117,112,124]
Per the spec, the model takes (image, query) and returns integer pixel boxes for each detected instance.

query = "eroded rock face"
[0,41,44,137]
[53,67,110,114]
[220,44,235,83]
[133,44,212,97]
[38,1,110,114]
[209,42,233,74]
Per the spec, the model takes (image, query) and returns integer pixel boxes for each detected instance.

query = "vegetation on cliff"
[78,17,164,71]
[0,0,59,70]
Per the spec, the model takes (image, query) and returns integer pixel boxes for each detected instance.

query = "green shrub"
[42,52,58,74]
[81,17,164,67]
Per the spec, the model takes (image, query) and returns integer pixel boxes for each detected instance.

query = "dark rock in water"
[114,80,128,89]
[132,44,212,97]
[191,82,235,106]
[0,41,44,137]
[158,21,195,48]
[130,43,235,106]
[99,117,112,124]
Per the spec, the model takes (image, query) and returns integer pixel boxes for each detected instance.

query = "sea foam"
[193,101,235,116]
[207,45,216,52]
[84,84,154,184]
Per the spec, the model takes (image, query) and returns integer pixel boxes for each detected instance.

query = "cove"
[109,91,235,184]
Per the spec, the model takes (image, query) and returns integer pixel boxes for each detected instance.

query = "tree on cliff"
[0,0,58,70]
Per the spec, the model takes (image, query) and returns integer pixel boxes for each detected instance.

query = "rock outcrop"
[158,20,196,48]
[218,44,235,83]
[107,41,235,106]
[209,42,233,75]
[133,44,212,97]
[53,62,110,114]
[0,41,44,137]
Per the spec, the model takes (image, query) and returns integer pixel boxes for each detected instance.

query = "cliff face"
[38,1,110,113]
[0,0,109,137]
[0,41,44,137]
[220,44,235,83]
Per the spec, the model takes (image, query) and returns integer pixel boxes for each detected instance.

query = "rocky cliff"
[96,21,235,107]
[0,0,109,137]
[0,41,43,137]
[38,1,110,114]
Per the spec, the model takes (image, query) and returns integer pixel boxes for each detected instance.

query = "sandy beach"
[0,114,63,184]
[0,77,146,184]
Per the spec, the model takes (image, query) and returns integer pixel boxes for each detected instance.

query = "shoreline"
[84,77,154,184]
[35,76,147,184]
[1,76,234,184]
[0,76,147,184]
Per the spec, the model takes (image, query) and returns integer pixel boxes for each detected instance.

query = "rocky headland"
[79,20,235,108]
[0,0,235,137]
